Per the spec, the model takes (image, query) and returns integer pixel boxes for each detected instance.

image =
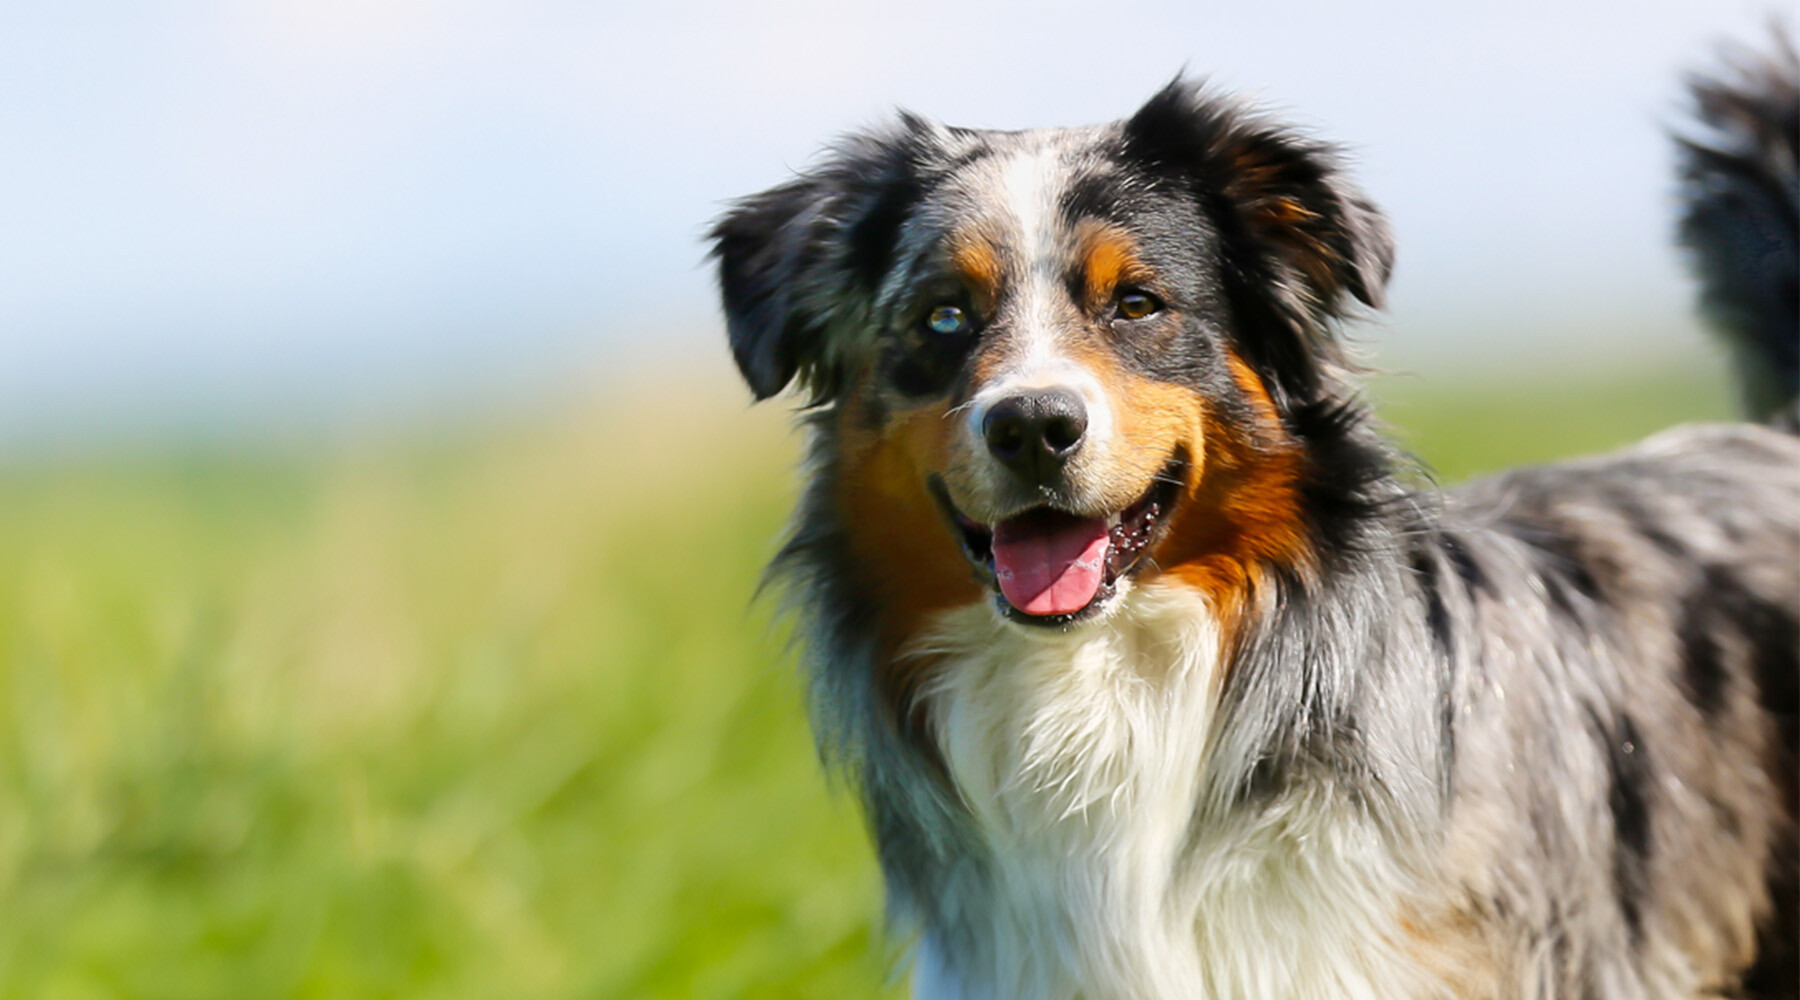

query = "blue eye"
[925,304,970,336]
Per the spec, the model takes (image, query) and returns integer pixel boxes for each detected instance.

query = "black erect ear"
[709,119,937,403]
[1122,79,1394,407]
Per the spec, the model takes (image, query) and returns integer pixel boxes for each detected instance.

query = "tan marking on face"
[835,383,984,701]
[1077,224,1153,313]
[1151,352,1309,641]
[949,232,1004,314]
[1067,334,1205,509]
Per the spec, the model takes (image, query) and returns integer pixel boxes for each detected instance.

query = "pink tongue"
[991,510,1110,616]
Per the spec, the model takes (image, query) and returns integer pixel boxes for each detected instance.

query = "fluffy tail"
[1675,31,1799,428]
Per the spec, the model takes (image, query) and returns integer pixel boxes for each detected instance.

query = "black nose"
[983,388,1089,484]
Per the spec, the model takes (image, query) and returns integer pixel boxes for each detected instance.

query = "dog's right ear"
[710,121,936,403]
[710,177,838,402]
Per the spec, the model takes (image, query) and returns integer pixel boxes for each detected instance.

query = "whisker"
[943,399,979,420]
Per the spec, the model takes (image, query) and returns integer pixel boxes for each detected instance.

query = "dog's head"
[711,81,1392,631]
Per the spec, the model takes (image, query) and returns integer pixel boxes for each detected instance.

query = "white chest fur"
[908,582,1445,1000]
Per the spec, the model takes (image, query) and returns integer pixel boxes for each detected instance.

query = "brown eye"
[1116,291,1161,320]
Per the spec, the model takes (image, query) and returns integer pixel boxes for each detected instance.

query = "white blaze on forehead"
[1000,142,1063,267]
[966,143,1114,452]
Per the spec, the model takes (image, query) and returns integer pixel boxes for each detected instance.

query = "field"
[0,356,1737,999]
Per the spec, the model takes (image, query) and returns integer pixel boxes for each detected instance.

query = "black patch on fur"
[1538,570,1582,622]
[1408,543,1459,805]
[1732,579,1800,733]
[1604,712,1652,945]
[845,170,926,292]
[886,330,977,400]
[1439,532,1490,596]
[1410,546,1456,659]
[1611,495,1690,559]
[1058,169,1130,226]
[1678,582,1732,718]
[1238,690,1379,813]
[1285,399,1398,559]
[1678,564,1800,725]
[1638,521,1688,559]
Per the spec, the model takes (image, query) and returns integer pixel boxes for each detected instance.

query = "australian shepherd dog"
[709,38,1799,999]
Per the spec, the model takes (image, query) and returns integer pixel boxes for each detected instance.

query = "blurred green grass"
[0,356,1738,999]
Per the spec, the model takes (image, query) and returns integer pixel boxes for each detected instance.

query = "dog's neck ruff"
[907,580,1441,1000]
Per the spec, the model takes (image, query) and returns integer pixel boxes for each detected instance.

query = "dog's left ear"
[710,120,936,404]
[1123,80,1395,406]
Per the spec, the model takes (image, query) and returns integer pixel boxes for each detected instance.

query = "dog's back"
[1428,425,1797,995]
[1419,39,1800,996]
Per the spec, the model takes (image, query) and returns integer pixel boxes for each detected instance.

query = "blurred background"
[0,1,1771,996]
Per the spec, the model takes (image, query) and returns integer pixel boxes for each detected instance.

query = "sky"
[0,0,1782,447]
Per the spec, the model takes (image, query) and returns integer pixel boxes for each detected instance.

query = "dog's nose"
[983,388,1089,483]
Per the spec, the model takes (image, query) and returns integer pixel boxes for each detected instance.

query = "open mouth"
[930,454,1188,627]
